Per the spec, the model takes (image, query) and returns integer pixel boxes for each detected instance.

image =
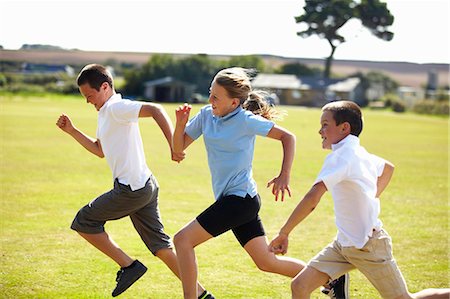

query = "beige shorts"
[308,229,408,299]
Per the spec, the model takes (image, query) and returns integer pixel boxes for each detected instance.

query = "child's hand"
[175,103,191,126]
[171,150,186,163]
[267,173,292,201]
[269,233,289,255]
[56,114,75,134]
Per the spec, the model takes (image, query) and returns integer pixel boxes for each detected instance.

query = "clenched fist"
[56,114,75,134]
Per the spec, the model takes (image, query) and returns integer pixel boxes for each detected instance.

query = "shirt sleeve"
[314,154,349,190]
[370,154,387,176]
[109,100,141,123]
[185,109,204,140]
[244,112,274,136]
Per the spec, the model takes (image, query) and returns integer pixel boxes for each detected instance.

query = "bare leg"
[411,289,450,299]
[155,247,207,297]
[244,235,306,277]
[173,220,213,299]
[78,231,134,267]
[291,266,330,299]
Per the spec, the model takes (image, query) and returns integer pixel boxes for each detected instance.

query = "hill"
[1,49,448,88]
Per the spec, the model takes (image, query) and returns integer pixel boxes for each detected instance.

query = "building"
[251,74,303,105]
[397,86,425,108]
[21,63,75,76]
[251,73,364,107]
[143,77,196,102]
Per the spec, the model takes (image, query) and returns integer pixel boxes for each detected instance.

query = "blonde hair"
[213,67,282,120]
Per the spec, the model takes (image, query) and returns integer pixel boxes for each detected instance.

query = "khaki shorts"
[308,229,408,299]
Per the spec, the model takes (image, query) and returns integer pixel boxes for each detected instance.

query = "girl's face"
[319,110,347,149]
[208,82,239,117]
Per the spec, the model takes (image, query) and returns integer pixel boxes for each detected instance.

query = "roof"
[21,63,74,75]
[144,76,194,88]
[252,74,302,89]
[251,74,361,92]
[327,77,361,92]
[297,77,340,90]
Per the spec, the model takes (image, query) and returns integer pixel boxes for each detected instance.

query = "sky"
[1,0,449,64]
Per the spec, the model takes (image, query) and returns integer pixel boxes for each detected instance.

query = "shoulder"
[323,151,351,170]
[242,109,272,124]
[195,105,212,119]
[200,105,212,113]
[353,145,381,164]
[195,105,212,118]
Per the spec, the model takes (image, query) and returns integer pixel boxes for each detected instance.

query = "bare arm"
[139,103,173,147]
[139,102,185,162]
[266,125,296,201]
[56,114,104,158]
[376,161,394,198]
[269,181,327,254]
[173,104,195,155]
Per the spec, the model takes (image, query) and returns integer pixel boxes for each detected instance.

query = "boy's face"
[208,81,239,117]
[319,110,348,149]
[79,82,110,111]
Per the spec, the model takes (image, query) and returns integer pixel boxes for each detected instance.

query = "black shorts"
[196,193,265,247]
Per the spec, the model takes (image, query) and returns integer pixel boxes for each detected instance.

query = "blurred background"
[1,0,449,114]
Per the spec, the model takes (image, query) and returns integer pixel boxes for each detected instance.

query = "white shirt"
[314,135,385,248]
[97,94,151,191]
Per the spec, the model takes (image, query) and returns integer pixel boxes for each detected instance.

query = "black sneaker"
[198,290,216,299]
[321,273,349,299]
[112,260,147,297]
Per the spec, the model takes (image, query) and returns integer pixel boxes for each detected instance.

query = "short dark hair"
[322,100,363,136]
[77,64,113,91]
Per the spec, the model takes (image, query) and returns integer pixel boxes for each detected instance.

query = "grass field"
[0,93,448,298]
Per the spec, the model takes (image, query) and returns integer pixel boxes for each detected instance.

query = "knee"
[394,293,412,299]
[254,256,277,273]
[291,277,310,297]
[255,260,272,273]
[173,230,191,249]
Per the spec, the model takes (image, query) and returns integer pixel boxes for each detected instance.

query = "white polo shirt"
[314,135,385,248]
[97,94,151,191]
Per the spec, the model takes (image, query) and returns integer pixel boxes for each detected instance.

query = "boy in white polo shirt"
[56,64,214,299]
[269,101,450,298]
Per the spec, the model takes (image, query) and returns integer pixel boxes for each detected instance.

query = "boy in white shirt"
[269,100,450,299]
[56,64,213,299]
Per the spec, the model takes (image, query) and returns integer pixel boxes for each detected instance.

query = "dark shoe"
[198,290,215,299]
[321,273,349,299]
[112,260,147,297]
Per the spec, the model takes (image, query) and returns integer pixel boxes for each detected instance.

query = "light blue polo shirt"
[186,105,274,200]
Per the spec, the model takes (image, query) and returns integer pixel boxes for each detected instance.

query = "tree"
[176,54,219,95]
[275,62,321,77]
[227,55,266,72]
[123,54,177,95]
[295,0,394,78]
[123,54,219,97]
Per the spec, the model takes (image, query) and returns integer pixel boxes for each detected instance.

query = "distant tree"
[176,54,219,95]
[226,55,266,72]
[123,54,177,95]
[365,70,398,92]
[20,44,65,51]
[295,0,394,78]
[275,62,321,77]
[349,70,398,105]
[123,54,219,96]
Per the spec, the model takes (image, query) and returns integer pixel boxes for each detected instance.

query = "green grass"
[0,94,448,298]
